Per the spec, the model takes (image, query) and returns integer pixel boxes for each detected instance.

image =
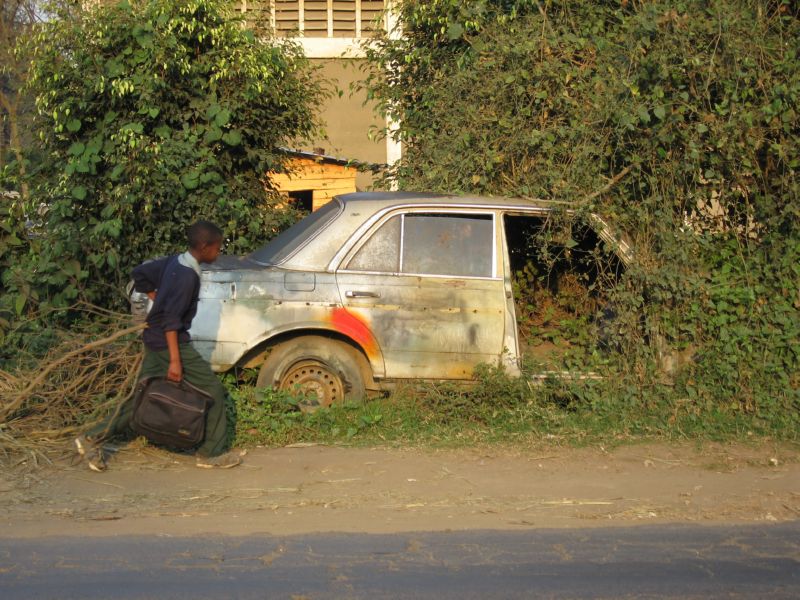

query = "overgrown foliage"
[365,0,799,425]
[226,360,797,452]
[0,306,143,467]
[1,0,323,341]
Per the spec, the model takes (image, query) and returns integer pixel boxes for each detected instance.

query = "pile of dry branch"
[0,306,144,468]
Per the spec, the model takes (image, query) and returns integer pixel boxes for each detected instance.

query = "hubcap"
[280,360,344,411]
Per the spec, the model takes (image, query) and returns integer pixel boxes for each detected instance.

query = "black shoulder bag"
[131,377,214,449]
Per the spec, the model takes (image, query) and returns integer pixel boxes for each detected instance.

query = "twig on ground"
[1,310,145,468]
[1,323,145,421]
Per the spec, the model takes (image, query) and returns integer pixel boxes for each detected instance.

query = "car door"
[335,209,507,380]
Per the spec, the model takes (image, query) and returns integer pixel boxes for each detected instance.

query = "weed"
[224,360,799,450]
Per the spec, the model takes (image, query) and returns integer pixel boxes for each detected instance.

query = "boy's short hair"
[187,220,223,249]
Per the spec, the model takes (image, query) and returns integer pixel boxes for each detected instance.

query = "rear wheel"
[257,336,367,412]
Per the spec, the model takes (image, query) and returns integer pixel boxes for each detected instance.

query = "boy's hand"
[147,291,157,301]
[167,359,183,382]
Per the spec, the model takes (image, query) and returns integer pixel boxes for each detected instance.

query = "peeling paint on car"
[329,307,380,359]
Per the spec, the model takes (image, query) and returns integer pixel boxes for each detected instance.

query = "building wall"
[303,59,386,191]
[235,1,398,191]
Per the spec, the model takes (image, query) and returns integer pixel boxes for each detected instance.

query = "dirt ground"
[1,441,798,538]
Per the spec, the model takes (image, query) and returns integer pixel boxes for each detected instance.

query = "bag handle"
[164,377,215,401]
[138,375,215,402]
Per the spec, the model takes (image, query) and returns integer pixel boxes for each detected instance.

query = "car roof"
[335,191,571,211]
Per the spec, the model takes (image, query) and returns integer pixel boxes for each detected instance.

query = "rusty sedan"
[133,192,631,408]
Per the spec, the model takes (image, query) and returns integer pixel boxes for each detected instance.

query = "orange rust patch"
[330,307,379,358]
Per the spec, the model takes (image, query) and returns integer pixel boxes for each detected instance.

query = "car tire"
[257,336,367,412]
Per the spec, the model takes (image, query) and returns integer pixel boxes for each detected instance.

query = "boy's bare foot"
[74,436,107,472]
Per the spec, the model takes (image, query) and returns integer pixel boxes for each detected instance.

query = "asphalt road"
[2,523,799,599]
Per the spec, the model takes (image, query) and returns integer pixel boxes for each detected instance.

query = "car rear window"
[249,199,342,266]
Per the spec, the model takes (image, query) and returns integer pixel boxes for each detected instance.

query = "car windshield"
[249,198,343,266]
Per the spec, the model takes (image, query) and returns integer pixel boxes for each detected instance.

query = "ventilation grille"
[274,1,300,35]
[234,1,273,35]
[360,1,384,36]
[234,0,386,38]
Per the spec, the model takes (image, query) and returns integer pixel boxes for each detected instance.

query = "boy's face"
[198,240,222,264]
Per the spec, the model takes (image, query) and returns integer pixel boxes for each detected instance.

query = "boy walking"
[75,220,241,470]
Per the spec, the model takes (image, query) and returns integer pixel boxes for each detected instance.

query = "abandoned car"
[131,192,632,407]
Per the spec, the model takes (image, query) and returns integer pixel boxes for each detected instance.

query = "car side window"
[346,215,401,272]
[403,214,493,277]
[347,213,494,277]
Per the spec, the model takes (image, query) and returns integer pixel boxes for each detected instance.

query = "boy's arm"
[165,330,182,382]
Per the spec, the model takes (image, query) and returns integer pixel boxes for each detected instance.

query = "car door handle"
[345,290,380,299]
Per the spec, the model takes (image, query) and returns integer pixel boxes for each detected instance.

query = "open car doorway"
[503,213,627,369]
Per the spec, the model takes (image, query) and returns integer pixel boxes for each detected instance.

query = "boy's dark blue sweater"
[132,255,200,351]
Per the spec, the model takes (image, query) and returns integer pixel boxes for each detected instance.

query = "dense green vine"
[365,0,799,424]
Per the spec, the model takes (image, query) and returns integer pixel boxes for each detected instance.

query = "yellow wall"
[271,158,357,211]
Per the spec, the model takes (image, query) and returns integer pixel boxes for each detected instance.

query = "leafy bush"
[7,0,324,320]
[365,0,799,420]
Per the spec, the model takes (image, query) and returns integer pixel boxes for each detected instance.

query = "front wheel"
[257,336,367,412]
